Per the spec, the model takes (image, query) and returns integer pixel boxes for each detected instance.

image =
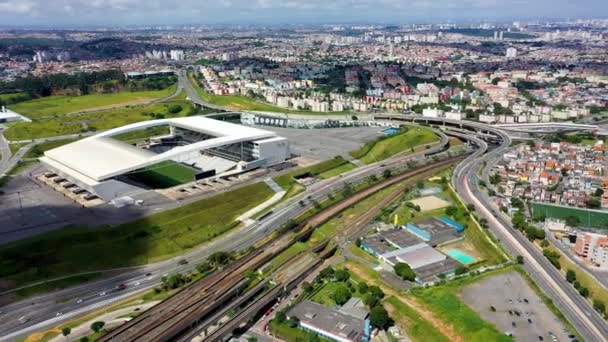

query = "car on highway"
[76,299,83,304]
[117,284,127,290]
[99,292,106,296]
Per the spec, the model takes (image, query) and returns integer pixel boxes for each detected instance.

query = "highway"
[0,129,450,341]
[451,128,608,341]
[2,73,607,341]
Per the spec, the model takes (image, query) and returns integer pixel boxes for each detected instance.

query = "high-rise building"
[506,47,518,58]
[493,31,498,40]
[170,50,185,61]
[499,31,504,40]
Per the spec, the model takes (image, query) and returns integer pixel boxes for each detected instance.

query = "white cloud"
[0,0,603,25]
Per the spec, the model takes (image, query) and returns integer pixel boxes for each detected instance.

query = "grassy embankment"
[350,126,439,164]
[0,182,274,291]
[272,156,356,200]
[4,99,195,141]
[9,86,176,120]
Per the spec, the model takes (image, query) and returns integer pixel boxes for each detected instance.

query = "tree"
[467,204,475,212]
[369,306,392,330]
[331,284,352,305]
[302,281,314,293]
[596,188,605,197]
[516,255,524,264]
[167,104,182,114]
[91,321,105,333]
[383,169,392,179]
[587,198,601,209]
[363,293,380,307]
[335,269,350,282]
[208,251,233,268]
[275,310,287,323]
[566,269,576,283]
[319,266,335,279]
[578,286,589,298]
[358,282,369,294]
[593,299,606,315]
[394,262,416,281]
[416,181,424,189]
[62,327,71,340]
[80,337,90,342]
[445,206,457,216]
[455,266,469,275]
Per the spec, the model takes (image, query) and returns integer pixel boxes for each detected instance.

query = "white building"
[40,117,289,201]
[506,47,518,59]
[422,108,443,118]
[169,50,185,61]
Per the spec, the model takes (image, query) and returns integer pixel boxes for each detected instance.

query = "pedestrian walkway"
[236,178,286,224]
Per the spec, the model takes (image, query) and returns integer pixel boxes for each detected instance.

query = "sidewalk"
[236,178,285,224]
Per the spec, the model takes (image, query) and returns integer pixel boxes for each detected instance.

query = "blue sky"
[0,0,605,27]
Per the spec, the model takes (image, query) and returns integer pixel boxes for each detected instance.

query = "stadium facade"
[40,117,289,200]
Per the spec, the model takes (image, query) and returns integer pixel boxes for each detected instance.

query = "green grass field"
[127,161,198,189]
[273,156,353,191]
[411,282,511,342]
[384,296,449,342]
[9,86,176,120]
[4,99,195,141]
[24,138,79,159]
[531,202,608,229]
[318,162,357,179]
[112,126,170,144]
[0,182,274,288]
[350,127,439,164]
[0,92,30,104]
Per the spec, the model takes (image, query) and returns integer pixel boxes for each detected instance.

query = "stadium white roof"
[40,116,278,182]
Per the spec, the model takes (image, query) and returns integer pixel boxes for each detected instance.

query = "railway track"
[98,155,465,342]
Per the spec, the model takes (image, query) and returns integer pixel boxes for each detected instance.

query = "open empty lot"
[409,195,451,212]
[460,271,573,341]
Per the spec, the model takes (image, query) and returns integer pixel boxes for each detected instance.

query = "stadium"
[39,117,290,201]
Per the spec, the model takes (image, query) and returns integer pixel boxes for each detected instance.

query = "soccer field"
[128,161,197,188]
[531,202,608,229]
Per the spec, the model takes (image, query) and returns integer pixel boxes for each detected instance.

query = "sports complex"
[39,117,290,200]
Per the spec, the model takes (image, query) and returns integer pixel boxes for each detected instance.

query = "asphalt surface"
[2,75,606,341]
[0,130,449,341]
[451,129,608,341]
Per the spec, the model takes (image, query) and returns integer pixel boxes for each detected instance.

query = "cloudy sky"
[0,0,605,27]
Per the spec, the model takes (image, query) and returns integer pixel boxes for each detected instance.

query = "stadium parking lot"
[461,271,573,341]
[259,126,383,161]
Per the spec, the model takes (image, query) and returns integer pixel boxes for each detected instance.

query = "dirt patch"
[344,261,462,342]
[409,196,451,212]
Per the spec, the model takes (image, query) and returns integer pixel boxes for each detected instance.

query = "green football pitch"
[531,202,608,229]
[128,160,197,188]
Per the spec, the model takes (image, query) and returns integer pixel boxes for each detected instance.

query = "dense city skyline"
[0,0,607,27]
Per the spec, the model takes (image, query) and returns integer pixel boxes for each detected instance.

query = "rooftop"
[41,116,279,181]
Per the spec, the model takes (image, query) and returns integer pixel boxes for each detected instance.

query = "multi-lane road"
[452,128,608,341]
[2,73,607,341]
[0,130,450,341]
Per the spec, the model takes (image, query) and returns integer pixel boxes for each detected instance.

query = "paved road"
[0,132,449,341]
[0,130,11,175]
[452,130,608,341]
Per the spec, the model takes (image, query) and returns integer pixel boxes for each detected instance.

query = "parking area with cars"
[461,271,575,342]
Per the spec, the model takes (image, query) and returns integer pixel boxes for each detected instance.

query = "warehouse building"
[288,300,371,342]
[40,116,289,201]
